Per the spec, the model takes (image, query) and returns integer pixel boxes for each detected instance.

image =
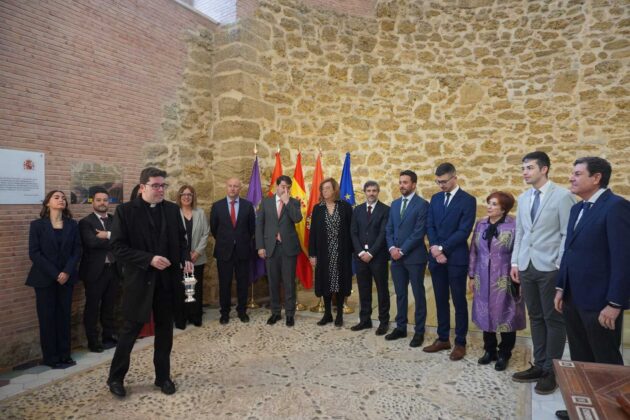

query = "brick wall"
[0,0,216,370]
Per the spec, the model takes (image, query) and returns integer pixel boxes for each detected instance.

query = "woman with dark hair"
[26,190,81,368]
[309,178,354,327]
[174,184,209,328]
[129,184,141,201]
[468,191,525,371]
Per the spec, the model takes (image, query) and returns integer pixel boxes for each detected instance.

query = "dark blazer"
[351,201,390,263]
[386,194,429,265]
[427,189,477,266]
[26,217,81,288]
[110,197,188,323]
[210,197,256,261]
[309,200,354,297]
[557,189,630,311]
[79,213,120,282]
[255,196,303,256]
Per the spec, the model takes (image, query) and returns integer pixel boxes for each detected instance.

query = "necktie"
[230,200,236,227]
[276,200,283,242]
[367,205,372,221]
[576,201,592,227]
[530,189,541,222]
[444,192,451,207]
[400,198,408,217]
[100,217,115,263]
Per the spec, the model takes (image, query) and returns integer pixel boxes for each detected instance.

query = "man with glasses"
[210,177,256,325]
[107,167,193,398]
[424,163,476,361]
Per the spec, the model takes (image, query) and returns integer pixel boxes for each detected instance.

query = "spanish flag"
[304,152,324,263]
[267,150,282,197]
[291,152,312,288]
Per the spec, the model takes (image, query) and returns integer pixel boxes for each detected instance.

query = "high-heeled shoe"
[317,313,333,326]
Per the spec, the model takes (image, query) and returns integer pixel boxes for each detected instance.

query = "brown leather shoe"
[449,344,466,361]
[422,339,451,353]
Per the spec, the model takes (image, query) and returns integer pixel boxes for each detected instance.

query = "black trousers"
[217,252,249,316]
[563,295,623,365]
[483,331,517,359]
[83,264,118,346]
[323,293,345,316]
[356,259,390,323]
[35,282,74,364]
[108,283,174,383]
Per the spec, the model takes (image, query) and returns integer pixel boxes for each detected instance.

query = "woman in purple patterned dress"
[468,191,525,371]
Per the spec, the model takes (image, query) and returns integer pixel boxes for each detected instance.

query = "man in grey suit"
[256,175,303,327]
[510,151,576,395]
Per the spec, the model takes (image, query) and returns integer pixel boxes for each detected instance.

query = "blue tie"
[530,190,541,222]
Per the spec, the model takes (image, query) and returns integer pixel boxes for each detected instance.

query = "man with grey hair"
[350,181,391,335]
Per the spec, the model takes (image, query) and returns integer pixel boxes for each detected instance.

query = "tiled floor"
[1,299,627,419]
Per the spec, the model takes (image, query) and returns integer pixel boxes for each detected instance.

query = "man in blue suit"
[553,157,630,420]
[385,170,429,347]
[424,163,476,361]
[554,157,630,364]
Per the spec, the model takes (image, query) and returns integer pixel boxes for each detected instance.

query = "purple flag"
[247,156,265,283]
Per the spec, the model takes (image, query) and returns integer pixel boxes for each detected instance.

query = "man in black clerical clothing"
[79,187,120,353]
[350,181,391,335]
[107,167,192,398]
[210,177,256,325]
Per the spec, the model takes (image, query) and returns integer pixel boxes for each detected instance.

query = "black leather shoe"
[478,352,498,365]
[385,328,407,340]
[102,341,117,350]
[192,320,202,327]
[43,361,64,369]
[107,380,126,397]
[175,322,186,330]
[61,358,76,366]
[155,379,176,395]
[409,333,424,348]
[334,314,343,327]
[102,336,118,345]
[555,410,569,419]
[495,357,509,371]
[375,323,389,336]
[317,314,333,326]
[286,316,295,327]
[350,321,373,331]
[238,313,250,323]
[267,314,281,325]
[219,315,229,325]
[89,344,104,353]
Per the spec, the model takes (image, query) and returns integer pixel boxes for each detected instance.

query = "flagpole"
[247,144,261,309]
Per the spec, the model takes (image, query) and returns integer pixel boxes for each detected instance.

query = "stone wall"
[151,0,629,308]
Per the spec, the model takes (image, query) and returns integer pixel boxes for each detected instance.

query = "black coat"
[350,201,390,263]
[110,197,188,323]
[308,200,354,298]
[210,197,256,261]
[79,213,122,282]
[26,217,81,288]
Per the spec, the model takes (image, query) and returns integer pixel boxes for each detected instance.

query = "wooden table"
[554,359,630,419]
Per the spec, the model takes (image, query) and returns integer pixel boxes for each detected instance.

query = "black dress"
[309,200,354,298]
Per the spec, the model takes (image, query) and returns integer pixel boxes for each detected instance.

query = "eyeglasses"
[146,183,169,190]
[435,176,455,186]
[180,193,193,197]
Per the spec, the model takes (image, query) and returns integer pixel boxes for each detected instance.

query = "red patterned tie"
[230,200,236,227]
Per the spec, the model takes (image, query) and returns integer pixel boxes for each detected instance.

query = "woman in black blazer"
[26,190,81,368]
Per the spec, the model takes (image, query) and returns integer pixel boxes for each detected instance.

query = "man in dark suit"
[210,177,256,325]
[424,163,476,361]
[79,187,120,353]
[554,157,630,363]
[106,167,192,398]
[256,175,303,327]
[350,180,391,335]
[385,170,429,347]
[553,157,630,420]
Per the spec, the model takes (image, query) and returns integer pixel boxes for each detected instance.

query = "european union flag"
[339,152,355,206]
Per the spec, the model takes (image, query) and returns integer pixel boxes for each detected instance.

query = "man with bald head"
[210,177,256,324]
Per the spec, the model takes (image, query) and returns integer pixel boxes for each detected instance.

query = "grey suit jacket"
[255,196,303,257]
[511,181,576,271]
[179,208,210,266]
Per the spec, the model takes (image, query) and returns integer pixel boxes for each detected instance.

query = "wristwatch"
[438,245,443,252]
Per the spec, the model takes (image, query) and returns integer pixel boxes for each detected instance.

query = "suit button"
[147,281,152,285]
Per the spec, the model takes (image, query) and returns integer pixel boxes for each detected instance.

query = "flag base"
[246,284,259,309]
[296,301,307,311]
[309,297,325,313]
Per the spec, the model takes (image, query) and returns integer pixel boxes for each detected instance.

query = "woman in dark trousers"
[26,190,81,368]
[309,178,354,327]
